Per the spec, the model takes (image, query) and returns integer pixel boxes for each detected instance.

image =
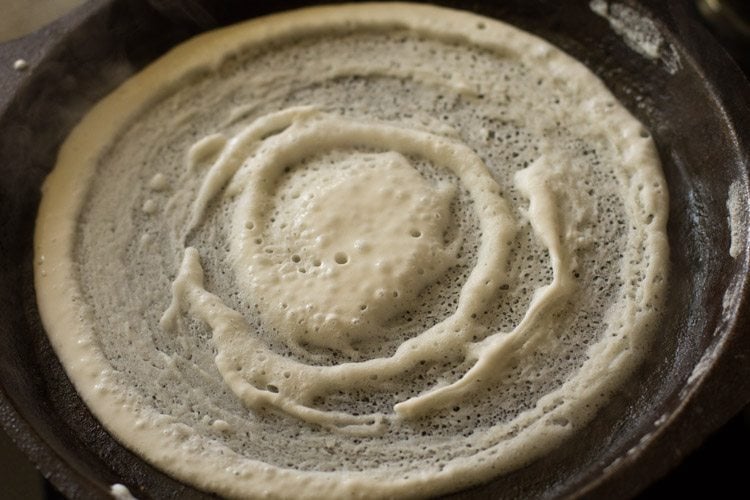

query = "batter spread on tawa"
[34,3,669,498]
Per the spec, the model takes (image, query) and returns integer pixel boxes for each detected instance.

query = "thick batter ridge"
[34,3,669,498]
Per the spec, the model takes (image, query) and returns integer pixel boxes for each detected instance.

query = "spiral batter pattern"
[35,4,669,498]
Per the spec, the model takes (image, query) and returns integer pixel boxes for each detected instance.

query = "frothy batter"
[34,3,669,498]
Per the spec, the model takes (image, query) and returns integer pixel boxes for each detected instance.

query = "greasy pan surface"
[0,1,748,498]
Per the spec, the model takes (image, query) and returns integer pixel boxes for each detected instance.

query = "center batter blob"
[245,149,456,352]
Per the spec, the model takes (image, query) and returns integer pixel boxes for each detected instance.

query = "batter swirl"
[35,3,668,498]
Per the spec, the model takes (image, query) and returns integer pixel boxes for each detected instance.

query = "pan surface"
[0,1,748,498]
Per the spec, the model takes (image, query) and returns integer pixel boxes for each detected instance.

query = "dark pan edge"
[576,0,750,496]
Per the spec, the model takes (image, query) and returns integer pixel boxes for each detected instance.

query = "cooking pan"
[0,1,748,498]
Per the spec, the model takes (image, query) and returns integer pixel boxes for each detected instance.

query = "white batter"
[34,3,669,498]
